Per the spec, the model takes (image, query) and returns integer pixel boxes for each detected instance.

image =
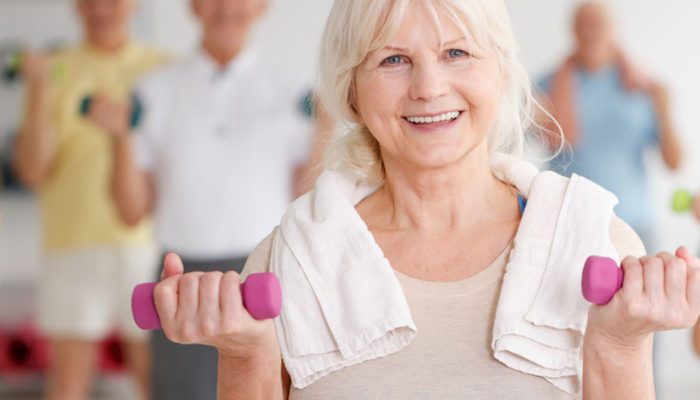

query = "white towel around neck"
[270,153,619,393]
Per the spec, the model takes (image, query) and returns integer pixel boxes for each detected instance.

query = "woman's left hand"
[586,246,700,348]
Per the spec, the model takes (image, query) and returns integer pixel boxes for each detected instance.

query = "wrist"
[27,72,49,84]
[584,328,651,356]
[112,132,131,146]
[218,347,280,371]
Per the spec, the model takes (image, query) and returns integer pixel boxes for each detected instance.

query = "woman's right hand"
[154,253,279,358]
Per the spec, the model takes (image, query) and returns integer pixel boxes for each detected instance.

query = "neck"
[201,36,245,67]
[375,144,518,232]
[574,48,616,72]
[86,33,128,53]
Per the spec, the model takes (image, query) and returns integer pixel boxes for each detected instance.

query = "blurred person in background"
[12,0,167,399]
[87,0,316,398]
[538,0,682,253]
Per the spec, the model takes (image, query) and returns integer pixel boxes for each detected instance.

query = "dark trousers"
[151,253,248,400]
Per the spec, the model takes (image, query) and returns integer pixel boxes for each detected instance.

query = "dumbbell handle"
[131,272,282,330]
[582,256,624,305]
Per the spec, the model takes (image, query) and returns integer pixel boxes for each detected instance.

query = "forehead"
[575,3,612,26]
[369,1,485,52]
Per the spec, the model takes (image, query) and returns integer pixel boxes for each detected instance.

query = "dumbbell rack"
[0,285,132,398]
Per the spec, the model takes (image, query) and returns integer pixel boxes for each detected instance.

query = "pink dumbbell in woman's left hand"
[582,256,624,305]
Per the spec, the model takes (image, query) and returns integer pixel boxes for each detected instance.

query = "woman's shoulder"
[240,229,276,278]
[609,215,646,259]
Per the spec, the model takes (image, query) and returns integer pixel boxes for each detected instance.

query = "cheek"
[356,75,404,125]
[464,75,503,121]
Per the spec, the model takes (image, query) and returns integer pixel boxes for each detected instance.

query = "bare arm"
[583,333,654,400]
[217,352,287,400]
[155,252,288,400]
[583,247,700,399]
[86,95,154,225]
[13,53,55,189]
[650,83,682,170]
[110,134,154,225]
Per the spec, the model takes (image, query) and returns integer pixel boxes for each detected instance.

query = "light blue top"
[539,65,659,232]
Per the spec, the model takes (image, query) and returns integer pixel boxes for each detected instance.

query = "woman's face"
[354,3,505,171]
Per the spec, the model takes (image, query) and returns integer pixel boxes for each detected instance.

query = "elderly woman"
[153,0,700,399]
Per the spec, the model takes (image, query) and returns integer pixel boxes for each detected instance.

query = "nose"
[408,59,449,102]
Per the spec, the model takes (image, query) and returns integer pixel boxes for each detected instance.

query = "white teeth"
[406,111,460,124]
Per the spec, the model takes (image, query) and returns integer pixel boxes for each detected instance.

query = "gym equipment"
[131,272,282,330]
[79,94,144,128]
[2,48,22,82]
[98,333,126,373]
[1,46,65,83]
[672,189,694,213]
[0,323,49,374]
[582,256,623,305]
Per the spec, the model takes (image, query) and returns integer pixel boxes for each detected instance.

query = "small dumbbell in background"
[672,189,695,213]
[1,42,66,84]
[79,94,144,129]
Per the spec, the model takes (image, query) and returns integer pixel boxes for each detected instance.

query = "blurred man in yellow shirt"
[13,1,166,399]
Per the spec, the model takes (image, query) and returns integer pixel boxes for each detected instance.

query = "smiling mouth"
[403,111,462,125]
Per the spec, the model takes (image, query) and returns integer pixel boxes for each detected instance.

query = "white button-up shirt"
[133,49,312,259]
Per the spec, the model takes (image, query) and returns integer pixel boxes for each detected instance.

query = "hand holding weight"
[131,272,282,330]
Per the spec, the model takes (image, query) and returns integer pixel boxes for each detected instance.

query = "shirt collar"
[193,46,257,81]
[79,39,140,64]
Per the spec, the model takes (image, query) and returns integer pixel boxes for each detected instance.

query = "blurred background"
[0,0,699,399]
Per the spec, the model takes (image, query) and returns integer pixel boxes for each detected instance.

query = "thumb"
[676,246,696,264]
[160,253,184,280]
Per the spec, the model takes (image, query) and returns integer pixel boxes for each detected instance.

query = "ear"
[348,85,362,123]
[190,0,201,20]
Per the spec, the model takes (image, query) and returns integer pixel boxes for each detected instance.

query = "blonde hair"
[317,0,558,185]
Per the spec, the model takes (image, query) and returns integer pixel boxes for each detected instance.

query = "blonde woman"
[152,1,700,399]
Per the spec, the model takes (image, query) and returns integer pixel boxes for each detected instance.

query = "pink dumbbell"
[131,272,282,330]
[582,256,624,305]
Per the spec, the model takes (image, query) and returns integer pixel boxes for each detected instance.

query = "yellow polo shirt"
[40,41,167,251]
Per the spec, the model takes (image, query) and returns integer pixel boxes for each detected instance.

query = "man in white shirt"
[87,0,314,398]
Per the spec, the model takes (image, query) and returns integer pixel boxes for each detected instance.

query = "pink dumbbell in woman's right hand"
[582,256,624,305]
[131,272,282,330]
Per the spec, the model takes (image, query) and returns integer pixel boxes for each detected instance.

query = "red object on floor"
[98,333,127,373]
[0,323,50,373]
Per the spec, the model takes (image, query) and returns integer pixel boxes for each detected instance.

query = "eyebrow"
[379,37,468,53]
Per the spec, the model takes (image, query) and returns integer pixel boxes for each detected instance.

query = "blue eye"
[447,49,468,58]
[383,55,405,65]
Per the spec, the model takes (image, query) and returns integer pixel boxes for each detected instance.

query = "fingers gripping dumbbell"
[131,272,282,330]
[79,94,144,129]
[1,46,64,83]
